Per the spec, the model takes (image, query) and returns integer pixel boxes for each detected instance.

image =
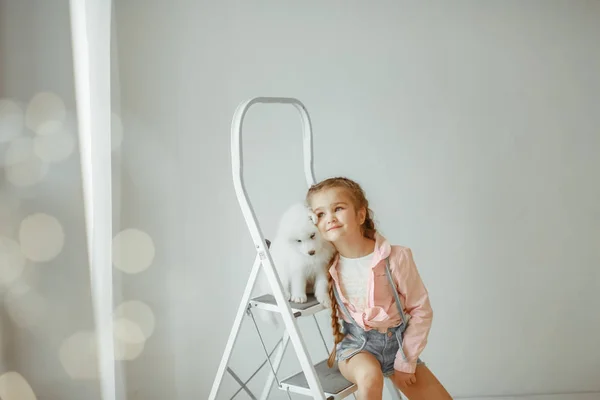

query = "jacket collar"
[329,231,391,275]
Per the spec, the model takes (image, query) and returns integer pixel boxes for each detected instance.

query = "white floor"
[455,394,600,400]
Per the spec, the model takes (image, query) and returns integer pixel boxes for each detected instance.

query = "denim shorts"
[336,320,424,377]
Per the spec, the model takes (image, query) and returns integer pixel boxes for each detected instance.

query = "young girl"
[306,177,452,400]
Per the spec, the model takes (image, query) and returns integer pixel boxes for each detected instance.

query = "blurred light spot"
[4,136,35,166]
[33,129,75,163]
[112,112,123,150]
[4,284,46,328]
[19,213,65,262]
[112,229,155,274]
[0,99,24,144]
[0,237,25,287]
[110,318,147,361]
[58,331,98,380]
[36,120,64,136]
[33,110,77,164]
[113,317,145,345]
[0,189,20,217]
[25,92,66,136]
[4,136,48,187]
[114,335,145,361]
[114,300,155,340]
[4,136,33,166]
[0,190,20,237]
[0,371,37,400]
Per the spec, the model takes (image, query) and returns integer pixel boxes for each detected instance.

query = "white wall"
[119,2,597,399]
[1,1,599,400]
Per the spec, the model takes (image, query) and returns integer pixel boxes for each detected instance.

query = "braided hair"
[306,177,376,367]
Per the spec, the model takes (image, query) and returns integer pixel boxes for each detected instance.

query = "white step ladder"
[208,97,404,400]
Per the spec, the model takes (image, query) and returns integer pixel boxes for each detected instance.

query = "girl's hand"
[392,371,416,387]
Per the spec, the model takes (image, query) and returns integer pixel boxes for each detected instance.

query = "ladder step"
[249,294,325,317]
[279,359,356,399]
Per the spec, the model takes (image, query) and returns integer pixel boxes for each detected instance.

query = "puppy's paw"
[315,292,331,308]
[290,294,308,304]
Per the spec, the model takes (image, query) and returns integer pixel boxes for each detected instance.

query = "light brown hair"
[306,177,376,367]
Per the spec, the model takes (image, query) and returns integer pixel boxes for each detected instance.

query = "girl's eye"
[317,212,324,218]
[335,206,343,211]
[310,233,315,239]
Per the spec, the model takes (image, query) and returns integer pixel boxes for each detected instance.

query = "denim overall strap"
[384,257,408,329]
[332,276,361,328]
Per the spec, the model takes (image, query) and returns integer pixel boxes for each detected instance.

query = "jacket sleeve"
[391,247,433,374]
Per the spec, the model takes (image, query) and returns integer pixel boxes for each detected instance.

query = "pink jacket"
[329,233,433,374]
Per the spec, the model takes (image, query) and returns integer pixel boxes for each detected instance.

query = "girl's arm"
[391,247,433,374]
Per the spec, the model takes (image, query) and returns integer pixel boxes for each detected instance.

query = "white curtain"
[68,1,116,399]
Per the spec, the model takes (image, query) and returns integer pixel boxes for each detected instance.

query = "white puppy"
[257,202,335,315]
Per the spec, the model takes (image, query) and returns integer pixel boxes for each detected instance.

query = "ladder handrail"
[231,97,316,258]
[229,97,326,399]
[231,96,316,185]
[231,97,316,238]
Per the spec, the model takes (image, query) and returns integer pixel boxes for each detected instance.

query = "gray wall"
[1,1,98,399]
[0,1,599,400]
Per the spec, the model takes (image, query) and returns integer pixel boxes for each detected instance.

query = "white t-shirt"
[337,252,374,312]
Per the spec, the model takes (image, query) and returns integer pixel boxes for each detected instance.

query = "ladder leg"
[208,255,262,400]
[259,330,290,400]
[260,252,327,399]
[384,377,404,400]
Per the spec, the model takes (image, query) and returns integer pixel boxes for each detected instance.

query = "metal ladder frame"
[208,97,403,400]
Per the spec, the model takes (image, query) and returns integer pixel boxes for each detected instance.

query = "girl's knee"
[355,368,384,389]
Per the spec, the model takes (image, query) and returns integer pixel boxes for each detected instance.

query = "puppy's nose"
[308,250,316,256]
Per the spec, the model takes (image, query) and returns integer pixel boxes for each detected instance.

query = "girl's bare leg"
[338,352,384,400]
[390,364,452,399]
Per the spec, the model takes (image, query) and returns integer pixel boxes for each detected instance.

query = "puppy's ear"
[308,211,318,225]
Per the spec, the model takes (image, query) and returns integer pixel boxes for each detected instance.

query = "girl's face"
[309,187,366,244]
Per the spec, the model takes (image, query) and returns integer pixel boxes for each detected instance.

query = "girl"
[306,177,452,400]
